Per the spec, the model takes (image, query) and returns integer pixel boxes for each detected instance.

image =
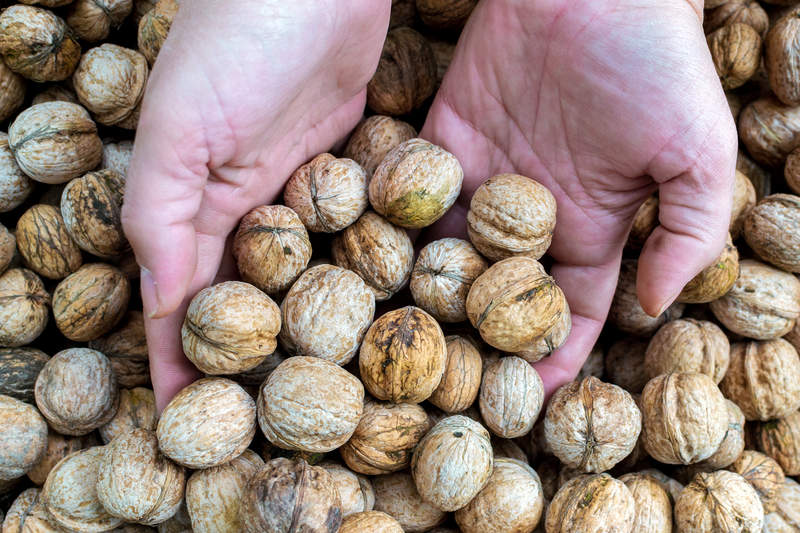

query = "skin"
[122,0,736,410]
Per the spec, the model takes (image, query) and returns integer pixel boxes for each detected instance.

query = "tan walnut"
[137,0,178,66]
[619,472,672,533]
[609,259,684,336]
[0,61,25,122]
[767,11,800,106]
[745,193,800,272]
[755,410,800,476]
[67,0,133,42]
[644,318,730,384]
[674,470,764,532]
[318,462,375,518]
[764,477,800,531]
[627,194,658,249]
[372,472,447,533]
[343,115,417,176]
[0,268,49,348]
[16,204,83,280]
[545,474,635,533]
[677,233,739,303]
[428,335,482,413]
[731,169,757,239]
[338,511,403,533]
[99,387,157,444]
[708,23,762,90]
[693,399,746,470]
[0,394,47,481]
[480,356,544,439]
[738,96,800,167]
[0,132,33,213]
[729,450,785,513]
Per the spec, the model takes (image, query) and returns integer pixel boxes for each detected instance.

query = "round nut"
[694,399,746,470]
[0,61,25,122]
[765,477,800,531]
[639,468,684,504]
[627,194,658,249]
[428,335,482,413]
[98,387,157,444]
[704,0,768,38]
[731,169,757,239]
[318,462,375,518]
[416,0,477,29]
[708,23,762,90]
[0,394,47,481]
[605,338,650,393]
[545,474,635,533]
[755,410,800,476]
[0,132,33,213]
[644,319,730,384]
[343,115,416,176]
[738,96,800,167]
[372,472,447,533]
[16,204,83,279]
[674,470,764,532]
[745,194,800,272]
[89,311,150,388]
[729,450,785,513]
[609,259,684,337]
[137,0,177,66]
[0,268,49,347]
[480,356,544,439]
[338,511,402,533]
[619,473,672,533]
[678,233,739,303]
[27,430,97,486]
[767,11,800,106]
[67,0,133,42]
[3,488,40,531]
[0,347,49,403]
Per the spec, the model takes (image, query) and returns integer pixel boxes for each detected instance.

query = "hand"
[121,0,391,410]
[421,0,737,396]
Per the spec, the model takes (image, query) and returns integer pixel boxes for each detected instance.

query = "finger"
[146,306,201,413]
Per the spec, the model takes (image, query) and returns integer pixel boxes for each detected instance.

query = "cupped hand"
[421,0,737,396]
[121,0,391,410]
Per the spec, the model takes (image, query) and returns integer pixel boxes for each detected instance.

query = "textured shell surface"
[90,311,150,388]
[0,268,49,347]
[678,233,739,303]
[704,0,768,37]
[767,12,800,106]
[745,194,800,272]
[694,399,745,470]
[27,430,97,486]
[674,470,764,532]
[765,477,800,531]
[67,0,134,42]
[605,337,650,393]
[102,139,133,177]
[0,347,49,403]
[338,511,403,533]
[480,356,544,439]
[0,62,25,122]
[343,115,417,175]
[0,222,16,272]
[3,487,40,532]
[16,204,83,279]
[32,84,80,106]
[644,318,731,383]
[544,474,635,533]
[99,387,157,444]
[417,0,477,29]
[0,132,33,212]
[609,259,684,336]
[137,0,178,66]
[318,462,375,517]
[739,96,800,167]
[729,450,785,513]
[428,335,482,413]
[372,472,447,533]
[0,394,48,481]
[731,170,757,239]
[618,473,672,533]
[707,23,761,90]
[756,411,800,476]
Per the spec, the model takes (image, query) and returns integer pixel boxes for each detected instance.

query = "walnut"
[239,457,342,533]
[157,378,256,468]
[185,449,263,533]
[343,115,417,176]
[545,474,635,533]
[67,0,133,42]
[411,415,493,511]
[466,256,570,361]
[339,511,403,533]
[16,204,83,279]
[0,61,24,122]
[284,153,368,232]
[32,84,79,106]
[27,430,97,486]
[18,0,74,6]
[738,149,771,200]
[0,347,49,404]
[226,348,285,389]
[619,473,673,533]
[755,411,800,476]
[492,437,528,463]
[767,12,800,106]
[705,0,769,38]
[708,23,762,90]
[0,6,81,82]
[367,27,436,116]
[133,0,156,24]
[644,319,730,383]
[279,265,374,365]
[578,344,605,380]
[745,194,800,272]
[389,0,416,28]
[710,259,800,340]
[233,205,312,295]
[155,500,191,533]
[332,211,414,301]
[319,462,375,518]
[0,268,49,348]
[467,173,557,261]
[627,194,658,249]
[0,132,32,213]
[764,478,800,531]
[479,356,544,439]
[679,234,739,304]
[738,96,800,167]
[694,399,746,470]
[429,38,455,87]
[428,335,482,413]
[0,394,47,481]
[258,356,363,452]
[373,472,447,532]
[102,139,133,177]
[61,169,128,258]
[641,372,729,464]
[416,0,477,29]
[90,311,149,388]
[729,450,785,513]
[99,387,157,443]
[410,238,487,323]
[609,259,685,336]
[604,338,649,393]
[728,91,744,120]
[137,0,178,66]
[674,470,764,532]
[369,138,463,229]
[359,306,446,403]
[3,488,39,532]
[639,468,684,504]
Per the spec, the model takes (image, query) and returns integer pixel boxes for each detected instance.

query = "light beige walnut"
[708,23,762,90]
[279,265,374,366]
[372,472,447,533]
[619,472,672,533]
[764,477,800,532]
[694,399,746,470]
[639,468,685,504]
[0,268,49,348]
[411,415,493,511]
[67,0,133,42]
[343,115,417,176]
[480,356,544,439]
[102,139,133,177]
[627,194,658,249]
[674,470,764,532]
[729,450,785,513]
[641,372,728,464]
[0,394,47,481]
[745,194,800,272]
[157,378,256,468]
[756,411,800,476]
[410,238,488,323]
[416,0,477,29]
[605,338,650,393]
[429,335,482,413]
[678,233,739,303]
[4,487,73,533]
[0,132,33,213]
[318,462,375,518]
[609,259,684,337]
[332,211,414,301]
[0,61,24,122]
[137,0,178,66]
[467,173,557,261]
[90,311,150,388]
[338,511,403,533]
[545,474,635,533]
[710,259,800,340]
[99,387,157,444]
[35,348,119,436]
[739,96,800,167]
[644,319,730,384]
[258,356,363,452]
[16,204,83,279]
[27,430,97,486]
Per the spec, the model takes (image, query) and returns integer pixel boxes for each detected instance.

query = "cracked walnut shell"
[0,268,49,348]
[372,472,447,533]
[545,474,635,533]
[0,394,47,481]
[644,319,730,384]
[480,356,544,439]
[428,335,482,413]
[67,0,133,42]
[677,233,739,303]
[674,470,764,532]
[16,204,82,279]
[343,115,416,176]
[745,194,800,272]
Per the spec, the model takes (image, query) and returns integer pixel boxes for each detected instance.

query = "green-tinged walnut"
[755,411,800,476]
[32,84,79,105]
[319,462,375,518]
[0,394,47,481]
[0,61,24,122]
[284,153,369,232]
[694,399,746,470]
[28,430,97,486]
[411,415,493,512]
[53,263,130,342]
[480,356,544,439]
[369,138,463,229]
[745,194,800,272]
[466,256,570,361]
[641,372,728,465]
[0,268,49,348]
[429,335,482,413]
[729,450,785,513]
[137,0,178,66]
[258,356,363,452]
[9,102,102,184]
[90,311,150,388]
[674,470,764,532]
[705,0,769,37]
[340,400,431,475]
[157,378,255,468]
[16,204,82,279]
[644,319,730,383]
[767,12,800,106]
[61,169,128,258]
[102,139,133,177]
[182,281,280,375]
[239,457,342,533]
[627,194,658,249]
[545,376,641,473]
[67,0,133,42]
[0,132,33,213]
[343,115,417,176]
[545,474,635,533]
[0,223,14,275]
[605,337,649,393]
[416,0,477,29]
[373,473,447,533]
[619,473,672,533]
[0,347,49,403]
[233,205,312,295]
[467,173,557,261]
[0,6,81,82]
[739,96,800,167]
[410,238,488,323]
[367,27,436,116]
[708,23,762,90]
[710,259,800,340]
[678,233,739,303]
[339,511,403,533]
[279,265,374,366]
[99,387,157,444]
[359,306,446,403]
[332,211,414,301]
[764,478,800,532]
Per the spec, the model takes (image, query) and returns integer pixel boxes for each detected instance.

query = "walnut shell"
[367,27,436,116]
[101,139,133,178]
[705,1,769,37]
[318,462,374,518]
[694,399,746,470]
[32,84,79,106]
[369,138,463,229]
[428,335,482,413]
[604,337,649,393]
[3,488,40,532]
[674,470,764,532]
[491,437,528,462]
[738,149,771,200]
[480,356,544,439]
[785,147,800,197]
[411,415,493,511]
[0,268,49,347]
[756,411,800,476]
[765,477,800,531]
[239,457,342,533]
[258,356,364,452]
[639,468,684,504]
[429,39,455,87]
[359,306,446,403]
[9,102,102,184]
[53,263,130,342]
[155,500,190,533]
[644,319,730,384]
[67,0,133,42]
[710,259,800,339]
[0,132,32,213]
[577,344,604,381]
[372,473,447,533]
[466,256,570,361]
[284,153,368,232]
[745,194,800,272]
[619,473,672,533]
[467,173,557,261]
[708,23,762,90]
[332,211,413,301]
[343,115,417,176]
[16,204,83,279]
[27,430,97,486]
[233,205,312,295]
[739,96,800,167]
[0,61,24,122]
[729,450,785,513]
[7,487,77,532]
[626,194,658,249]
[279,265,374,366]
[133,0,156,23]
[98,387,157,444]
[545,474,635,533]
[0,347,49,403]
[89,311,149,388]
[416,0,477,29]
[182,281,280,375]
[0,6,81,82]
[678,233,739,303]
[338,511,403,533]
[641,372,728,465]
[137,0,178,66]
[410,238,488,323]
[767,12,800,106]
[0,394,47,481]
[340,400,431,475]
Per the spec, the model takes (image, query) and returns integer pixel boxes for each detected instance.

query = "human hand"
[121,0,390,410]
[421,0,737,396]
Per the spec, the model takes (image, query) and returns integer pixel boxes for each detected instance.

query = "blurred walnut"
[644,319,730,383]
[429,39,454,86]
[133,0,157,23]
[318,462,374,518]
[705,0,769,37]
[728,91,743,120]
[343,115,417,175]
[416,0,476,29]
[390,0,416,28]
[708,23,762,90]
[705,0,727,7]
[0,132,32,213]
[27,430,97,486]
[678,233,739,303]
[0,61,24,122]
[785,147,800,198]
[610,260,684,336]
[674,470,764,532]
[767,11,800,105]
[372,472,447,532]
[90,311,150,387]
[480,356,544,439]
[605,337,649,393]
[0,268,49,347]
[729,450,785,513]
[367,27,436,116]
[32,84,79,105]
[138,0,178,66]
[755,411,800,476]
[67,0,133,42]
[99,387,157,443]
[428,335,482,413]
[16,204,83,279]
[619,473,672,533]
[545,474,635,533]
[765,478,800,531]
[627,194,658,249]
[738,149,771,200]
[0,6,81,82]
[577,343,604,380]
[739,96,800,167]
[745,194,800,272]
[694,399,746,470]
[339,511,402,533]
[3,488,41,531]
[0,394,47,481]
[0,347,49,403]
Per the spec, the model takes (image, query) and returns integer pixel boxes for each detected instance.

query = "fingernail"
[655,288,683,317]
[140,267,160,318]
